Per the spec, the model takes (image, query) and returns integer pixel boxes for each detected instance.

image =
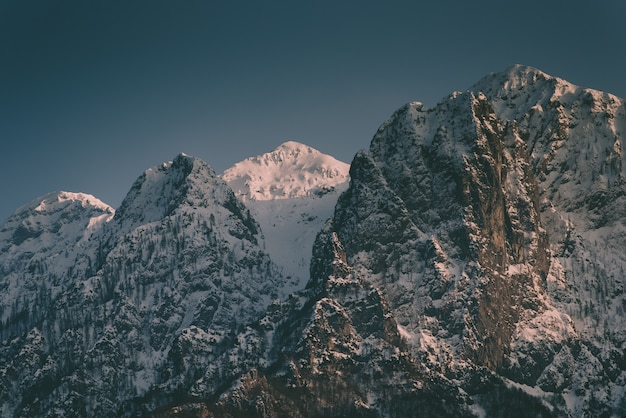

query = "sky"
[1,0,625,223]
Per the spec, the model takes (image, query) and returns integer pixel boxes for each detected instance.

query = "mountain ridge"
[1,65,625,417]
[0,152,289,416]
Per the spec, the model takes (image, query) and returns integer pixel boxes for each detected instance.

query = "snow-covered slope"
[222,141,350,284]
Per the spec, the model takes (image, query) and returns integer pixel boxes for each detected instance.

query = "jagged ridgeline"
[0,155,289,416]
[1,65,625,417]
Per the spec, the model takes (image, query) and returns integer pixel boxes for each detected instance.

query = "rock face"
[315,66,625,416]
[1,65,625,417]
[331,93,562,373]
[473,66,626,406]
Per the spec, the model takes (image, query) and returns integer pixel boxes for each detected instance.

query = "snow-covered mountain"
[0,154,288,416]
[299,65,624,417]
[222,141,350,285]
[0,192,114,325]
[222,140,349,202]
[206,66,625,417]
[0,65,625,417]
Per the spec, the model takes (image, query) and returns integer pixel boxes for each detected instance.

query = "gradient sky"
[1,0,625,223]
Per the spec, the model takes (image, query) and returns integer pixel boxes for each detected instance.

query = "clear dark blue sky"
[1,0,625,222]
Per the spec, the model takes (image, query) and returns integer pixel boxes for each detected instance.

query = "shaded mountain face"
[1,65,625,418]
[180,229,479,418]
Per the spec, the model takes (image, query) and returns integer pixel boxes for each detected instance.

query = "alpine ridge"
[1,65,625,417]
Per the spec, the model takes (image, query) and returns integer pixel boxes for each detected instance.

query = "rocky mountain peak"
[328,87,570,374]
[473,65,626,226]
[0,192,114,271]
[493,64,554,88]
[310,66,624,416]
[114,153,217,226]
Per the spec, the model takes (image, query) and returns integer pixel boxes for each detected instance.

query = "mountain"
[194,66,625,416]
[222,141,350,285]
[0,192,114,327]
[296,65,624,416]
[222,141,349,202]
[0,154,288,416]
[1,65,625,417]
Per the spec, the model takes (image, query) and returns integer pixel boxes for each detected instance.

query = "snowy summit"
[222,141,350,201]
[222,141,350,285]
